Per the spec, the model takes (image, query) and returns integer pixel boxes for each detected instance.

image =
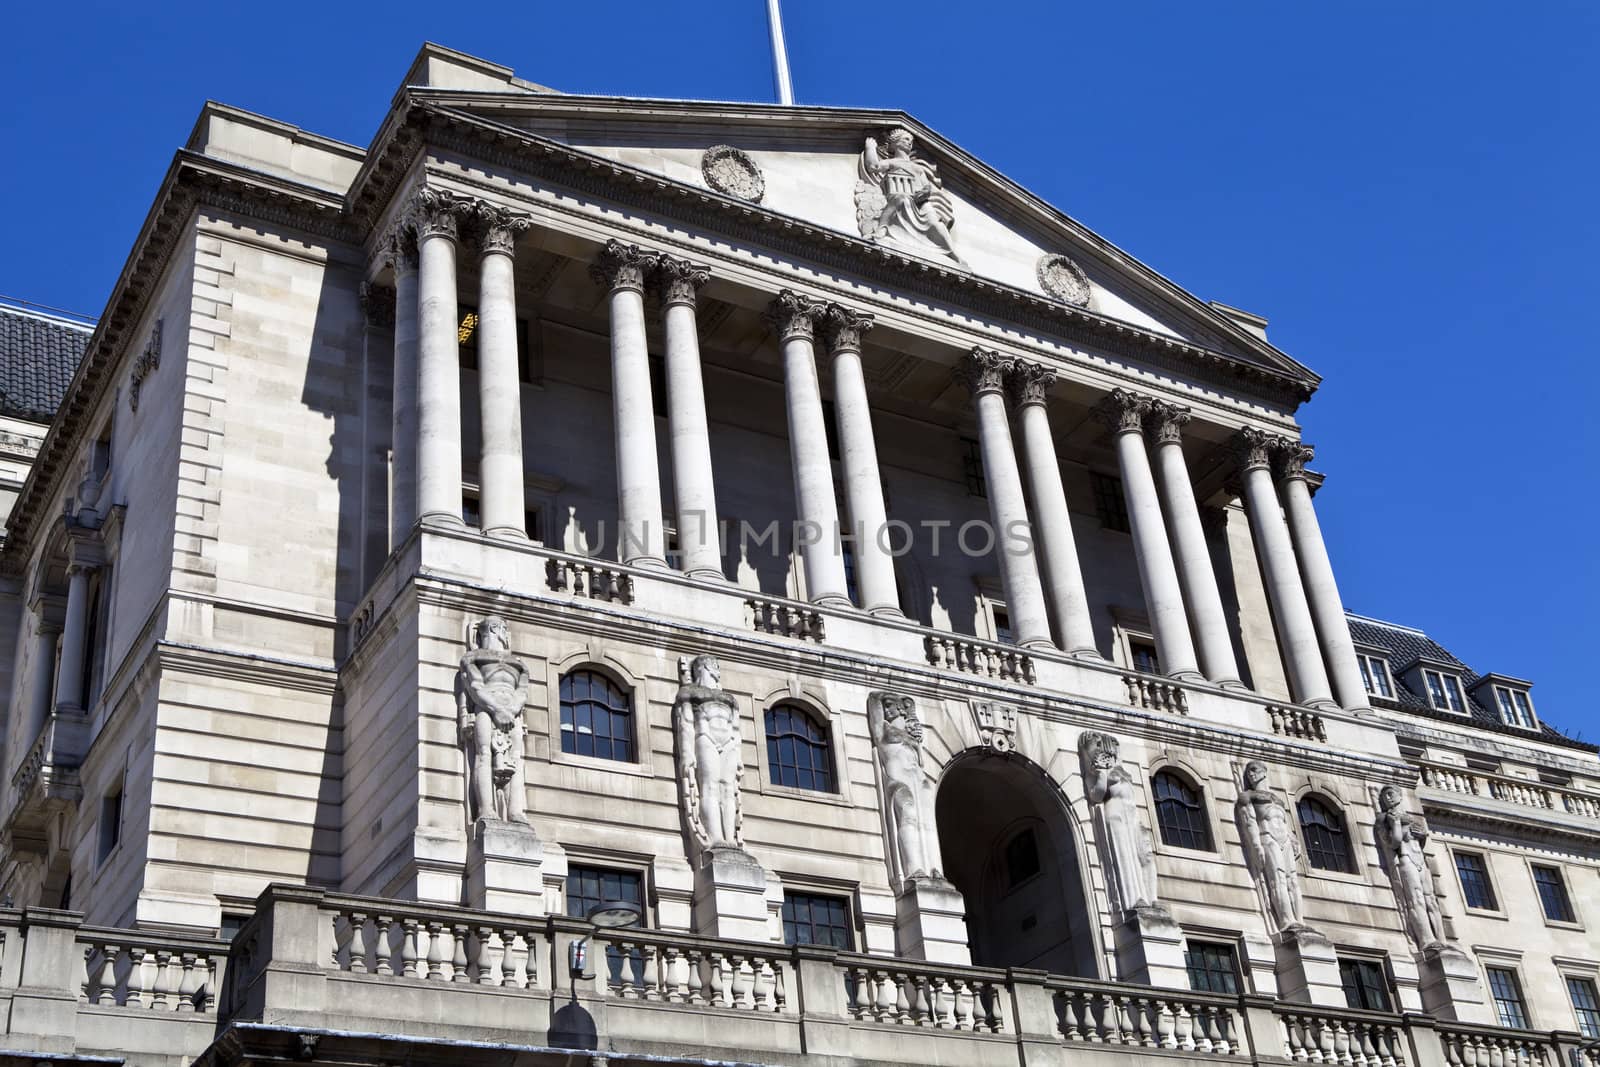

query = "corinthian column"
[1147,402,1242,687]
[1009,361,1097,655]
[1095,390,1201,680]
[824,305,900,616]
[956,349,1052,649]
[591,240,667,569]
[1277,444,1369,711]
[657,255,724,579]
[471,204,532,538]
[1233,429,1334,708]
[412,189,466,526]
[54,564,94,712]
[389,231,420,541]
[767,291,849,606]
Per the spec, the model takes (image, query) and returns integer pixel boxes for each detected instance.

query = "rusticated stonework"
[700,145,765,203]
[1036,254,1092,307]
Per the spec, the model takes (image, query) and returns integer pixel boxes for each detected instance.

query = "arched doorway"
[934,751,1099,977]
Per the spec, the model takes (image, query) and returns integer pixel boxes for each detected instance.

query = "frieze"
[700,145,765,203]
[1036,254,1092,307]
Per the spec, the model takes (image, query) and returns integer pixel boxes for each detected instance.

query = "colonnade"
[377,186,1366,713]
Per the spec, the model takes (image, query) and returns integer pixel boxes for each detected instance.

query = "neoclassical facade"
[0,43,1595,1067]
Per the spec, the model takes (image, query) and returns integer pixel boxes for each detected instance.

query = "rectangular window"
[781,892,851,950]
[1092,472,1130,533]
[1358,655,1394,698]
[567,865,645,976]
[1494,687,1536,729]
[1454,852,1497,910]
[97,787,122,863]
[1130,639,1160,676]
[1185,941,1240,995]
[1004,828,1041,889]
[960,437,986,498]
[991,606,1013,645]
[1567,976,1600,1039]
[1424,670,1466,712]
[1486,966,1529,1029]
[1338,958,1392,1012]
[1532,865,1576,923]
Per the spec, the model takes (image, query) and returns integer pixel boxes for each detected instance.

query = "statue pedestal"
[465,818,547,917]
[1418,944,1492,1023]
[693,846,770,941]
[1113,905,1188,987]
[894,877,970,965]
[1273,925,1345,1006]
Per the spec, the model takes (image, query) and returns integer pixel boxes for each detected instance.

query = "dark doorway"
[935,752,1099,977]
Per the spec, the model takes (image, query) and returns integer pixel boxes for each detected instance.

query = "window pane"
[1425,671,1446,709]
[1512,691,1534,727]
[1131,641,1160,676]
[1487,967,1529,1029]
[1154,771,1214,851]
[1567,977,1600,1039]
[1298,797,1354,873]
[1372,661,1392,698]
[764,706,835,793]
[1454,853,1497,910]
[559,670,633,761]
[1442,676,1465,712]
[1532,865,1575,922]
[567,865,643,978]
[781,892,851,949]
[1092,472,1130,533]
[1185,941,1240,995]
[1338,959,1391,1012]
[1358,657,1374,692]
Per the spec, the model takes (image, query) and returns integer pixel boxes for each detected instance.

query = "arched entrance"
[935,751,1099,977]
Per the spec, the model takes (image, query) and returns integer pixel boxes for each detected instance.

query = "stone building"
[0,41,1595,1067]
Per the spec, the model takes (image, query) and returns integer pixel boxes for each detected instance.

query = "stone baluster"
[656,256,724,578]
[470,203,533,537]
[956,349,1052,647]
[411,188,467,527]
[1095,390,1201,679]
[1233,429,1335,707]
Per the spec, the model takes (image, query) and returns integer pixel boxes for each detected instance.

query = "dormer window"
[1423,669,1466,713]
[1357,654,1393,699]
[1494,686,1536,729]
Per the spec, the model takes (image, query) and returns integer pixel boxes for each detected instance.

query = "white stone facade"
[0,42,1594,1067]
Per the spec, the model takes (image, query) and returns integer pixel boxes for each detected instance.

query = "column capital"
[380,227,419,277]
[468,201,533,257]
[1275,441,1316,482]
[1146,400,1192,446]
[407,187,467,243]
[656,255,711,308]
[1007,360,1055,408]
[1231,427,1283,473]
[956,347,1012,398]
[359,282,395,330]
[764,289,827,342]
[589,239,659,294]
[821,304,874,355]
[1093,388,1153,435]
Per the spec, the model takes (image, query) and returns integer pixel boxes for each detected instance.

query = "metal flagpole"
[766,0,795,105]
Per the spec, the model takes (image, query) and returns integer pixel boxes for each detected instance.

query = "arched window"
[559,669,634,762]
[764,704,835,792]
[1153,770,1213,851]
[1298,796,1354,873]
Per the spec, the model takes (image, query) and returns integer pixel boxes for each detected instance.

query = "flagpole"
[766,0,795,105]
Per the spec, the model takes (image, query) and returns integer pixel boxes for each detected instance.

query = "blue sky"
[2,2,1595,740]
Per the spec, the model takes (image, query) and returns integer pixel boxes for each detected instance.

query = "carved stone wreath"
[701,145,765,203]
[1036,254,1092,307]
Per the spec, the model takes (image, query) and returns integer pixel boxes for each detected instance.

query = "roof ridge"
[1345,611,1429,636]
[0,297,97,332]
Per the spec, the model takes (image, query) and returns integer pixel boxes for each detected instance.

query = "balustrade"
[1439,1024,1552,1067]
[1268,704,1327,741]
[925,634,1036,684]
[745,595,826,642]
[76,928,228,1013]
[603,933,787,1012]
[1124,675,1191,715]
[1276,1006,1405,1067]
[1420,764,1481,797]
[842,958,1004,1032]
[328,902,544,990]
[1054,982,1238,1054]
[546,557,635,604]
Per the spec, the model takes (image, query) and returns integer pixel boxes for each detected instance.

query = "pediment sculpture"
[674,654,745,853]
[457,616,531,824]
[855,127,966,267]
[1078,732,1162,917]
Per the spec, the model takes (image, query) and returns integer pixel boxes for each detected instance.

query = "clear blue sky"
[3,2,1595,740]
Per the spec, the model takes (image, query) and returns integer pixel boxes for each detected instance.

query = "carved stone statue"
[456,616,531,824]
[867,691,943,883]
[1077,732,1160,916]
[1375,785,1448,951]
[855,127,965,267]
[1234,760,1308,934]
[674,655,744,852]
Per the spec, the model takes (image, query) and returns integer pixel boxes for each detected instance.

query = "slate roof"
[1347,613,1592,751]
[0,302,93,423]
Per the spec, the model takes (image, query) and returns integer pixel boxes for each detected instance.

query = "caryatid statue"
[457,616,531,824]
[1374,785,1448,951]
[854,127,966,266]
[1234,760,1308,935]
[867,692,944,884]
[1077,732,1161,916]
[674,655,745,852]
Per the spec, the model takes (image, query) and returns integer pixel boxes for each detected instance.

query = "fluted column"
[1096,390,1201,680]
[824,305,900,616]
[956,350,1052,649]
[1278,444,1369,711]
[412,189,466,526]
[1009,361,1097,655]
[389,233,420,541]
[767,291,849,606]
[1233,430,1335,708]
[657,256,724,579]
[592,241,668,569]
[472,204,532,538]
[1147,402,1242,687]
[54,566,93,712]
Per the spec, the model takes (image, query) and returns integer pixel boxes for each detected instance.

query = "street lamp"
[568,899,641,978]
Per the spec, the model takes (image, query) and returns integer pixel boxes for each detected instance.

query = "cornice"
[350,101,1317,408]
[1421,795,1600,849]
